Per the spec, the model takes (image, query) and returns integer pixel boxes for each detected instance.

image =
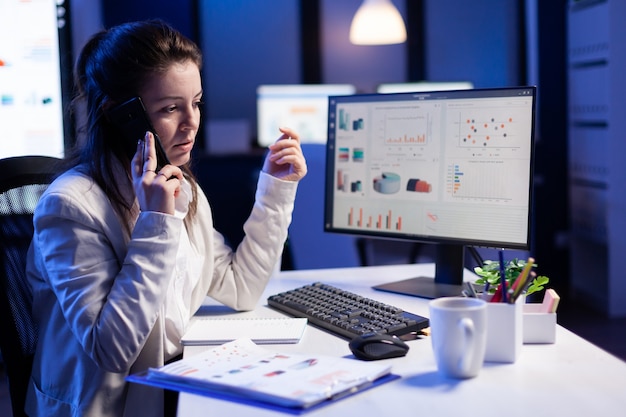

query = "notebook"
[181,317,308,346]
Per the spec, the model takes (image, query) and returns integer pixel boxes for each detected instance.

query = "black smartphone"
[107,96,170,170]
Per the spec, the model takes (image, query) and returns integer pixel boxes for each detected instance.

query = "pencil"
[510,257,535,302]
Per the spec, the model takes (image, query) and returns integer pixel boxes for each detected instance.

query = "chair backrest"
[0,155,61,417]
[288,144,361,269]
[192,153,295,270]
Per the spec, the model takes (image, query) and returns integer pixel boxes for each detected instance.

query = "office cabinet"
[567,0,626,317]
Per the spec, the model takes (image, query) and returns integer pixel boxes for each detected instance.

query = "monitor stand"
[372,243,465,299]
[373,276,464,299]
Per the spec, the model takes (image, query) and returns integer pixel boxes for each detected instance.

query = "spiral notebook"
[181,317,308,346]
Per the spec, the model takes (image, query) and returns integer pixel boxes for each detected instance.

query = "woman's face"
[139,61,203,167]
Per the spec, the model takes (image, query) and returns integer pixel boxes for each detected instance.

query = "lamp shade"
[349,0,407,45]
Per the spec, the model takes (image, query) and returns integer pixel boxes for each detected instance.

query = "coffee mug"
[429,297,487,379]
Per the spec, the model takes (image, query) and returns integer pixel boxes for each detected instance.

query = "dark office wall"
[198,0,408,130]
[198,1,301,125]
[102,0,198,42]
[320,0,407,92]
[423,0,522,87]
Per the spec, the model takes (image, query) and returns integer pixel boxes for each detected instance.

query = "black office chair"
[192,153,295,270]
[0,155,61,417]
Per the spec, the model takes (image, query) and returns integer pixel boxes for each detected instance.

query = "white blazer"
[25,164,297,417]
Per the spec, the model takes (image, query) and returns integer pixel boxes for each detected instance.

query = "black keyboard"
[267,282,429,340]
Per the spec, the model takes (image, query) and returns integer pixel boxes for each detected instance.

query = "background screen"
[256,84,356,147]
[0,0,70,159]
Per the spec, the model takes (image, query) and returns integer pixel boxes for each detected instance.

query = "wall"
[199,0,301,128]
[68,0,103,66]
[199,0,408,142]
[101,0,197,40]
[423,0,522,87]
[320,0,407,92]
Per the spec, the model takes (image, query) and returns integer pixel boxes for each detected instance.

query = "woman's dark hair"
[68,19,202,231]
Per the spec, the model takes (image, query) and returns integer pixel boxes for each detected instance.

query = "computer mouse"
[349,332,410,361]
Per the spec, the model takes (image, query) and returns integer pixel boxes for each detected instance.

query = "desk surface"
[178,263,626,417]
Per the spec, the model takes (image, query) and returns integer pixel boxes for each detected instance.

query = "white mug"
[429,297,487,379]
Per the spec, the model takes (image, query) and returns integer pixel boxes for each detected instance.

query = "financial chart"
[327,88,534,247]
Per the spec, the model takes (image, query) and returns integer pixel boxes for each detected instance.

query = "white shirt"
[163,180,204,357]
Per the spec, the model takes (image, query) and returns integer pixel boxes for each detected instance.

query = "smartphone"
[107,96,170,170]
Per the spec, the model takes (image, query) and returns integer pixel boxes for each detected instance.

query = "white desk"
[178,264,626,417]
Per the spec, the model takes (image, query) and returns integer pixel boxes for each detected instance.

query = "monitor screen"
[256,84,356,147]
[377,81,474,94]
[324,86,536,298]
[0,0,72,159]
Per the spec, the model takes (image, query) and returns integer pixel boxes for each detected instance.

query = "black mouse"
[349,332,410,361]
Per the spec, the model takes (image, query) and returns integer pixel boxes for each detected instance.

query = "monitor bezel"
[376,81,474,94]
[323,86,536,251]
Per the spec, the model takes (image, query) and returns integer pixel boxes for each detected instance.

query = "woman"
[25,20,306,417]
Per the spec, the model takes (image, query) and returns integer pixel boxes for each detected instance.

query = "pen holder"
[484,298,523,363]
[523,304,557,344]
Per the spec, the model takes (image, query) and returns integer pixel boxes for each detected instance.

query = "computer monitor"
[0,0,73,159]
[377,81,474,94]
[256,84,356,147]
[324,86,536,298]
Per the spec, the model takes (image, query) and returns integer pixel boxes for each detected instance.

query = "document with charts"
[128,338,394,410]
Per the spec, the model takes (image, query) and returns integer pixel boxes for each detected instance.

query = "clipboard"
[127,369,399,415]
[127,338,398,414]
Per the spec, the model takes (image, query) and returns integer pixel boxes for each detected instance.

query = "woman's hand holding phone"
[132,131,183,215]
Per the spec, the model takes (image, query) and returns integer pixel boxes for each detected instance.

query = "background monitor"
[256,84,356,147]
[377,81,474,94]
[0,0,73,159]
[324,86,536,298]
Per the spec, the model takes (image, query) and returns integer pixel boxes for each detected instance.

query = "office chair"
[288,144,360,269]
[192,153,295,270]
[0,155,61,417]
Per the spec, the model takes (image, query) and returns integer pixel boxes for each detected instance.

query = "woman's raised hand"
[263,126,307,182]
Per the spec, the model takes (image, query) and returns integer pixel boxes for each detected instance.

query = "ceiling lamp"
[349,0,407,45]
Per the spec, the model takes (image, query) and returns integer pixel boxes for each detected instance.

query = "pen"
[499,250,508,303]
[520,271,536,298]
